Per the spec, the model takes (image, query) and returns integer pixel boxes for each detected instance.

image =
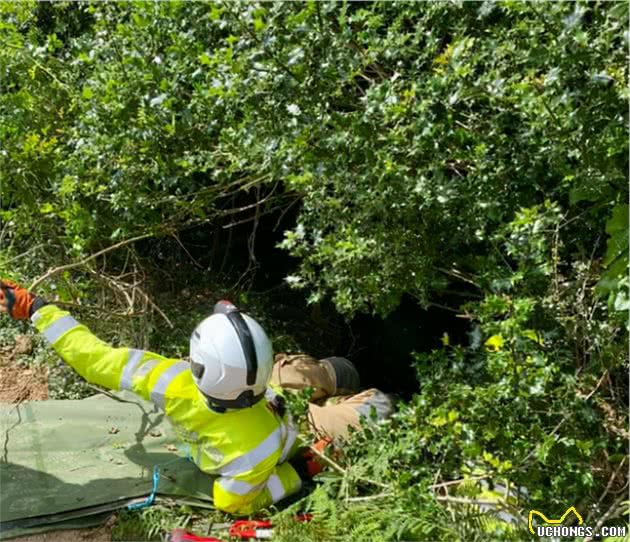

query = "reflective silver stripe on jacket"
[266,474,285,503]
[279,416,298,464]
[42,315,79,345]
[217,476,264,496]
[278,415,287,453]
[120,349,145,390]
[150,361,189,409]
[132,359,159,382]
[219,426,283,477]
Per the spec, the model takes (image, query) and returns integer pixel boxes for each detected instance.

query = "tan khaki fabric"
[307,388,393,440]
[271,354,393,440]
[271,353,337,400]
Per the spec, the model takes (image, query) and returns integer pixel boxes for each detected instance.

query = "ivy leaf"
[484,335,504,352]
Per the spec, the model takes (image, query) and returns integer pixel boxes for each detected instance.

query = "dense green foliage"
[0,2,628,541]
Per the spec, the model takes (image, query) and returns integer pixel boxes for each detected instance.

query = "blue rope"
[128,466,161,510]
[127,445,193,511]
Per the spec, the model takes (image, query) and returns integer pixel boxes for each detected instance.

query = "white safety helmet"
[189,300,273,410]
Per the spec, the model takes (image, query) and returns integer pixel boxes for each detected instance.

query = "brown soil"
[0,335,48,402]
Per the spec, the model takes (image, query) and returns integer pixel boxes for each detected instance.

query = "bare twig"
[347,39,389,80]
[30,233,153,290]
[437,267,481,288]
[218,185,281,217]
[85,383,131,403]
[307,443,390,490]
[586,457,627,523]
[584,495,626,542]
[247,184,262,268]
[435,496,502,506]
[2,244,46,265]
[223,195,300,230]
[171,233,204,269]
[551,220,561,304]
[307,444,346,475]
[431,475,489,490]
[54,300,148,318]
[2,41,70,91]
[154,173,272,206]
[518,414,570,467]
[346,492,394,503]
[436,495,525,525]
[427,302,466,315]
[80,265,173,329]
[220,217,234,275]
[432,468,442,489]
[558,207,601,231]
[136,286,174,329]
[583,370,609,401]
[272,196,301,232]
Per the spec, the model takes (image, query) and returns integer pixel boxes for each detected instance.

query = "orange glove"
[291,437,332,479]
[0,280,43,320]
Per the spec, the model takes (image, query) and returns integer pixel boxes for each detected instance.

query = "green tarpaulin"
[0,392,214,539]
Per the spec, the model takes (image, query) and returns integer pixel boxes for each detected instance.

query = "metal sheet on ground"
[0,392,214,532]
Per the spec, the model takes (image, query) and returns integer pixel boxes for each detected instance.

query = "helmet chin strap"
[201,388,265,412]
[206,402,227,414]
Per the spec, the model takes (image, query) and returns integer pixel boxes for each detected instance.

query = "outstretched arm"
[0,280,195,411]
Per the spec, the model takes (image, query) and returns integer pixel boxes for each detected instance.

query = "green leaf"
[253,17,265,31]
[602,204,629,269]
[40,203,54,214]
[598,204,629,294]
[484,335,504,352]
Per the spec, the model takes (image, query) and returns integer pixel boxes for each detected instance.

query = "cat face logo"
[528,506,583,535]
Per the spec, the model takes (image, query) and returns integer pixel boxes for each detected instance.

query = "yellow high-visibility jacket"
[32,305,302,515]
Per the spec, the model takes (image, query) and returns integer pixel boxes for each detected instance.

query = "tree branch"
[29,233,154,290]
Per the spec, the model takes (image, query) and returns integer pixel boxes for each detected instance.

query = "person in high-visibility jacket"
[0,279,394,515]
[0,280,310,515]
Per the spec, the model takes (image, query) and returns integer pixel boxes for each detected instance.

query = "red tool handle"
[229,520,273,539]
[167,528,223,542]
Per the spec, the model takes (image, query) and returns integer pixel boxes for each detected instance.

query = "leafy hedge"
[1,2,627,540]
